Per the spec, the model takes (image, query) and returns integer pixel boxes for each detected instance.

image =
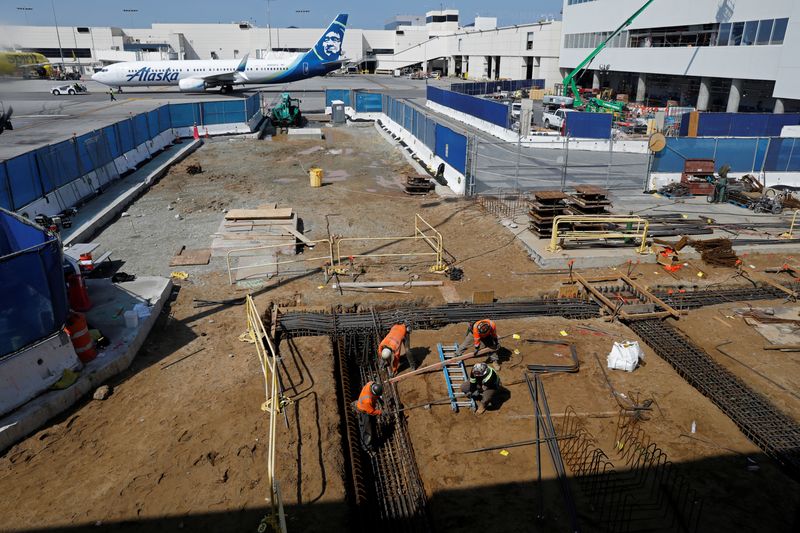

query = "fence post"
[564,135,569,191]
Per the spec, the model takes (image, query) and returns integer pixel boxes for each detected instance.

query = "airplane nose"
[91,72,99,81]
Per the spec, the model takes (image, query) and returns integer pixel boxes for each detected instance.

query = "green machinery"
[561,0,656,113]
[271,93,302,128]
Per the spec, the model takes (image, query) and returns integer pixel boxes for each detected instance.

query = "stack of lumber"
[212,204,306,282]
[567,186,611,215]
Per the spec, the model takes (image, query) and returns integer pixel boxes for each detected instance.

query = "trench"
[272,283,800,530]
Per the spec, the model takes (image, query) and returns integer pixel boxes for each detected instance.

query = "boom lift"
[562,0,656,113]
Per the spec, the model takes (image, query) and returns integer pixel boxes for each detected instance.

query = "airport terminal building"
[559,0,800,112]
[0,10,563,88]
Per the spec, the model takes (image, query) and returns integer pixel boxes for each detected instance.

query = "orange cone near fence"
[192,124,200,140]
[66,273,92,312]
[78,252,94,272]
[65,312,97,364]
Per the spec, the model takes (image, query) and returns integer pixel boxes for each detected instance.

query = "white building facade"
[1,10,563,89]
[559,0,800,112]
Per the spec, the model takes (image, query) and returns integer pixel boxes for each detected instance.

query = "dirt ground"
[402,317,798,532]
[1,124,799,532]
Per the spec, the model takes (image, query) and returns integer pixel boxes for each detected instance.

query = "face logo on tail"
[322,31,342,56]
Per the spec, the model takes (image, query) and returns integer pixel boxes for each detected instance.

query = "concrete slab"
[0,276,172,452]
[287,128,323,139]
[61,139,202,246]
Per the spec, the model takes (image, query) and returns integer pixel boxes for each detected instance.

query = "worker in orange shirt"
[379,323,413,377]
[354,381,384,451]
[460,319,500,363]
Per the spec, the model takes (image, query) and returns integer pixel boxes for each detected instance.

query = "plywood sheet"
[225,208,293,220]
[170,248,212,266]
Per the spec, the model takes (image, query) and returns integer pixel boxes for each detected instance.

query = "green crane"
[562,0,656,113]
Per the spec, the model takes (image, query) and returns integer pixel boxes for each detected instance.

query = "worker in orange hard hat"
[354,381,384,451]
[378,323,413,377]
[459,319,500,363]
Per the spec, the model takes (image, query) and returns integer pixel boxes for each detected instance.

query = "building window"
[526,32,534,50]
[772,18,788,45]
[730,21,744,45]
[742,20,758,45]
[446,14,459,22]
[756,20,773,45]
[717,23,731,46]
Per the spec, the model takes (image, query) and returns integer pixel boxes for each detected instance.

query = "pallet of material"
[405,176,435,195]
[224,208,293,220]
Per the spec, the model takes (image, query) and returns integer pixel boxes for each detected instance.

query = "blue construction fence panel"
[679,112,800,137]
[169,102,202,128]
[565,112,612,139]
[434,124,467,174]
[450,79,545,95]
[158,105,172,133]
[245,94,260,120]
[652,137,800,173]
[0,209,68,358]
[325,89,351,107]
[118,118,135,152]
[5,153,42,210]
[355,92,383,113]
[428,86,509,128]
[202,100,246,125]
[0,164,10,210]
[103,125,122,158]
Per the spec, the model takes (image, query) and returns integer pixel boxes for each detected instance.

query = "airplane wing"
[197,55,249,84]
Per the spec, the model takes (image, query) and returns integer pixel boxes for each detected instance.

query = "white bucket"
[124,310,139,329]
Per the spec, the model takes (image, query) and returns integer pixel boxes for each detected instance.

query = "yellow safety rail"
[781,209,800,239]
[245,296,287,533]
[226,239,334,285]
[334,214,446,272]
[547,215,650,254]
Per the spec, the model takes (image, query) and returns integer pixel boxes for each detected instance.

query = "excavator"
[561,0,656,113]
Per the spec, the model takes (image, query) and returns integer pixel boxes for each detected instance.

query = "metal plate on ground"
[169,248,211,266]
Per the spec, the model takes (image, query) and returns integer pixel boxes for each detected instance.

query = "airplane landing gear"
[220,84,234,94]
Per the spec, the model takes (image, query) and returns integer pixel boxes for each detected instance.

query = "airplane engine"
[178,78,206,92]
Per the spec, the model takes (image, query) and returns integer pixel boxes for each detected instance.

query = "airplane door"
[303,62,309,75]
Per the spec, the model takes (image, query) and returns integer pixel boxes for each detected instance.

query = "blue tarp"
[428,86,509,128]
[435,124,468,174]
[565,112,612,139]
[0,164,11,211]
[679,112,800,137]
[0,209,68,358]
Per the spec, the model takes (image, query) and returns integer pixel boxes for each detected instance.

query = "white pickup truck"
[542,108,575,130]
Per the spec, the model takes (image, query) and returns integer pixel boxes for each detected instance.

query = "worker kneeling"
[379,323,414,377]
[465,319,500,363]
[461,362,500,415]
[355,381,383,452]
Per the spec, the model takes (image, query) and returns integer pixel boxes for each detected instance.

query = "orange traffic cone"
[192,124,199,140]
[204,127,210,138]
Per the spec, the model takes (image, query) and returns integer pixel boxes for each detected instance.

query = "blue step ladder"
[437,343,476,413]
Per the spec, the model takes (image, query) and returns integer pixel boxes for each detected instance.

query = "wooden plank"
[170,248,212,266]
[286,227,315,247]
[621,273,681,318]
[472,290,495,304]
[388,347,495,384]
[225,208,293,220]
[335,281,443,288]
[214,233,295,240]
[745,271,799,299]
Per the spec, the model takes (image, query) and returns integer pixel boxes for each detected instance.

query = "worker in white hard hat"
[378,323,413,377]
[460,362,501,415]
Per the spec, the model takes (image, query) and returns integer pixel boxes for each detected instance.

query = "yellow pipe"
[782,209,800,239]
[547,215,650,254]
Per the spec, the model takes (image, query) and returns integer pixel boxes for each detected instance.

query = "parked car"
[51,83,88,96]
[542,108,576,130]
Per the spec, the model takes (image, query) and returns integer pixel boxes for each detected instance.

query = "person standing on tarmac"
[460,362,500,415]
[354,381,383,451]
[108,87,116,102]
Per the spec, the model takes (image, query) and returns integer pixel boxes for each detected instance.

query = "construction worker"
[355,381,383,451]
[461,319,500,363]
[379,323,413,377]
[460,362,500,415]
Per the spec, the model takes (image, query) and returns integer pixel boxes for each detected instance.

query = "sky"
[0,0,563,29]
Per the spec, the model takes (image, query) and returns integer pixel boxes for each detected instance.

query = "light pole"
[16,6,32,25]
[266,0,278,52]
[123,8,138,27]
[50,0,65,73]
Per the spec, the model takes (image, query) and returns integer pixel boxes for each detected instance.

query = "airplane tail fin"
[304,13,348,64]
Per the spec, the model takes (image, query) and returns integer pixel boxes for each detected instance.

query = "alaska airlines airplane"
[92,13,347,93]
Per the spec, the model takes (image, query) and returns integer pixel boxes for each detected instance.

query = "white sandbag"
[607,341,644,372]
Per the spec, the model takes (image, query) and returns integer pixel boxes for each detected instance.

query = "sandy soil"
[2,124,799,532]
[401,317,798,532]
